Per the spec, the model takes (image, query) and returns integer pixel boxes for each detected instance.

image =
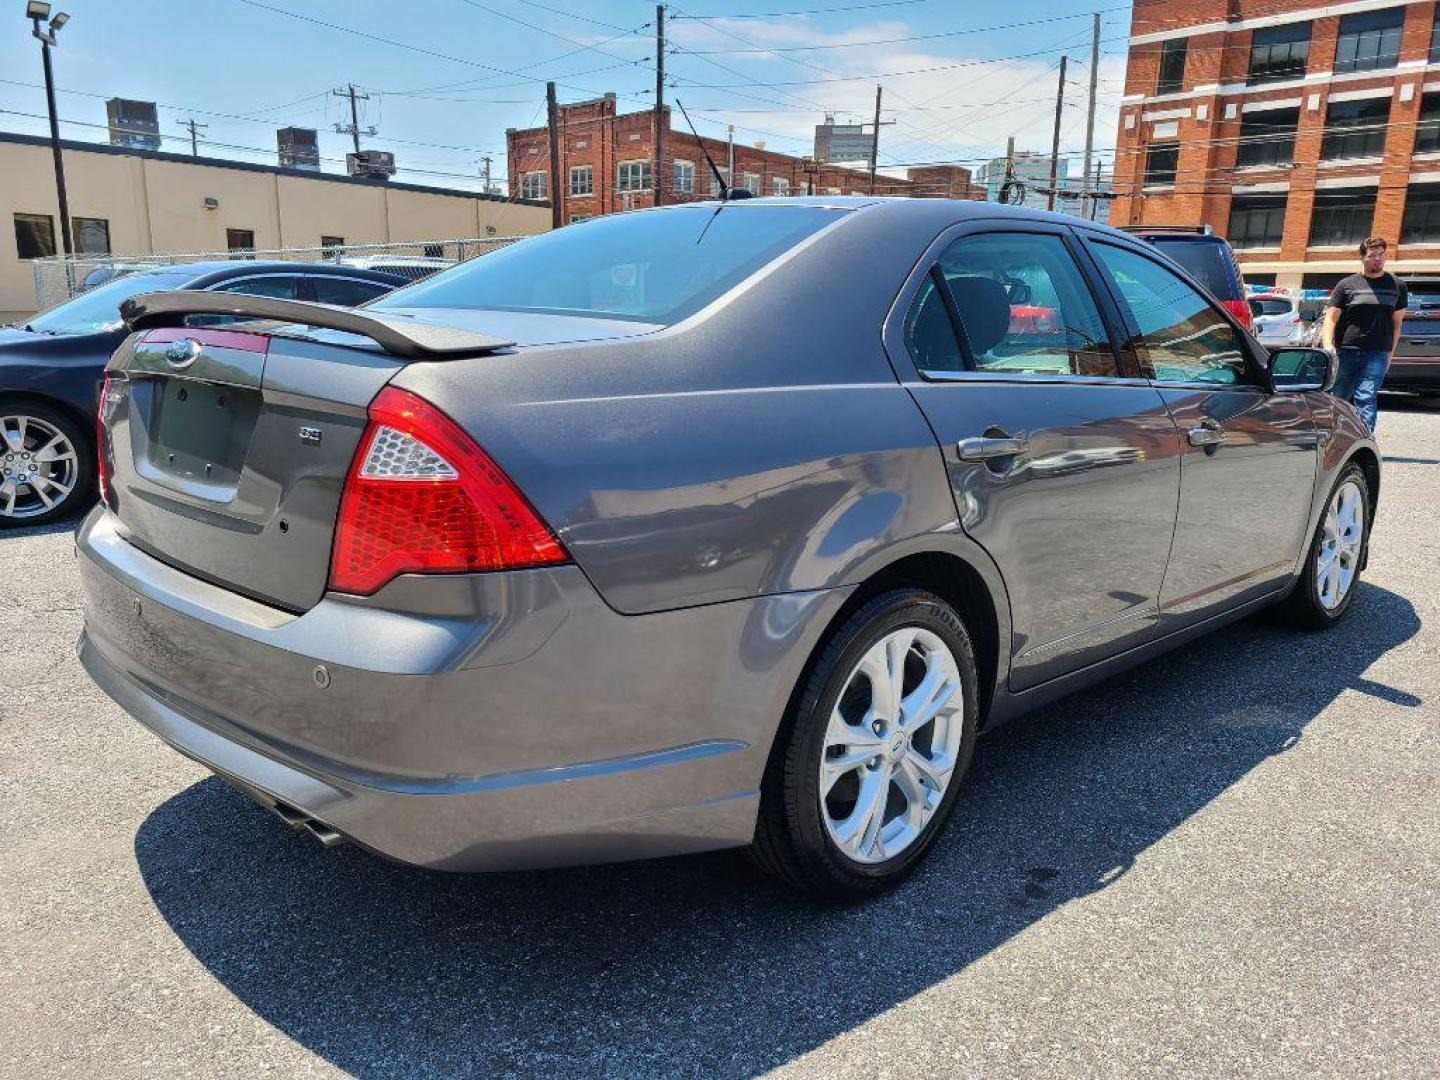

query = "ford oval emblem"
[165,337,200,368]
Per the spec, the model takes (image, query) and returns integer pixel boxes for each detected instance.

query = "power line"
[673,0,928,18]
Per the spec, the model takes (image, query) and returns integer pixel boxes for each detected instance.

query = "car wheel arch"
[0,390,96,453]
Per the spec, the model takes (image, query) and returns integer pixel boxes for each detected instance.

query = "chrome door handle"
[1187,424,1226,447]
[957,434,1028,461]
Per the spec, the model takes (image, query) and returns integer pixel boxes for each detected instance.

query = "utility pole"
[1091,159,1103,220]
[654,4,666,206]
[546,81,562,229]
[178,118,207,158]
[333,83,376,155]
[868,84,883,195]
[727,124,735,184]
[1081,12,1100,219]
[1047,56,1068,213]
[29,5,72,255]
[481,154,494,195]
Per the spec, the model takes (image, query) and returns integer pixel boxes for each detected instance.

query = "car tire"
[750,588,980,901]
[1275,463,1370,630]
[0,399,93,527]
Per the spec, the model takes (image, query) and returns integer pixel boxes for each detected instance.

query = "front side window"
[1309,190,1376,247]
[673,160,695,194]
[1334,7,1404,74]
[520,171,548,200]
[1093,243,1251,385]
[568,165,593,197]
[1236,108,1299,168]
[1157,38,1188,94]
[73,217,111,255]
[1248,22,1311,85]
[1144,142,1179,186]
[1228,198,1286,249]
[1401,184,1440,244]
[369,205,844,325]
[1322,97,1390,160]
[617,160,651,192]
[915,231,1117,377]
[14,213,56,259]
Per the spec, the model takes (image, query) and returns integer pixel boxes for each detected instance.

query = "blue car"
[1,261,405,524]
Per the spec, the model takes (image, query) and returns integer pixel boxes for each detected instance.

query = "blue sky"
[0,0,1130,192]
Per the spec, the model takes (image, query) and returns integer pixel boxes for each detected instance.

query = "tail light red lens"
[96,374,111,507]
[328,386,567,595]
[1222,299,1254,329]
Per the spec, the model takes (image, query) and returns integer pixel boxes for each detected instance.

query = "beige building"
[1,131,551,318]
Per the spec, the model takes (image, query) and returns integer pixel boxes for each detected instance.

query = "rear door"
[888,222,1182,691]
[1083,238,1319,625]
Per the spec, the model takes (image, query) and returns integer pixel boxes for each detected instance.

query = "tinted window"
[1094,244,1252,385]
[216,276,300,300]
[1334,7,1404,74]
[1254,299,1293,316]
[903,275,963,373]
[25,270,193,334]
[311,276,390,306]
[371,206,843,324]
[1144,238,1234,298]
[1322,97,1390,160]
[14,213,55,259]
[1157,38,1188,94]
[930,232,1116,377]
[1249,22,1310,85]
[1144,143,1179,186]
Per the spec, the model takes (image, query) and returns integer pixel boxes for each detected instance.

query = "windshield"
[1253,298,1293,316]
[372,205,846,324]
[1147,239,1234,300]
[27,271,195,335]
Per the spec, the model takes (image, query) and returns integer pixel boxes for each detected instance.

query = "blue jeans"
[1333,348,1389,431]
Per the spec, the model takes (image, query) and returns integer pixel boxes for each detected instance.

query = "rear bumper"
[77,508,850,871]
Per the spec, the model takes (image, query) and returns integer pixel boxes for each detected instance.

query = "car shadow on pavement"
[135,584,1421,1079]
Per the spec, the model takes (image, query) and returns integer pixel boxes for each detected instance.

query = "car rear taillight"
[96,374,111,507]
[1222,299,1254,329]
[328,386,568,595]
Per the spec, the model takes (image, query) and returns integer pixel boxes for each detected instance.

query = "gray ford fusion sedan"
[77,198,1378,899]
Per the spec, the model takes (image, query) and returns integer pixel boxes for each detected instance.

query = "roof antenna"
[675,98,730,202]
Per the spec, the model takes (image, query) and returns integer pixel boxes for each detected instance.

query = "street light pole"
[28,3,72,255]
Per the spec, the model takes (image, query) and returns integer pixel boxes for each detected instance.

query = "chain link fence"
[30,237,526,315]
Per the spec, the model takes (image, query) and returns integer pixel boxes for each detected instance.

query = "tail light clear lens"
[328,386,567,595]
[96,374,111,507]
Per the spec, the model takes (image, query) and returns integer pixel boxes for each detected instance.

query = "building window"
[225,228,255,253]
[772,177,790,196]
[1309,190,1376,247]
[1432,6,1440,63]
[1235,108,1298,169]
[13,213,55,259]
[568,165,593,197]
[672,160,695,195]
[1321,97,1390,160]
[823,186,841,196]
[520,171,548,200]
[320,235,344,252]
[1248,23,1310,85]
[1227,197,1286,248]
[1334,8,1404,74]
[617,159,651,192]
[741,172,761,193]
[1143,142,1179,186]
[1402,185,1440,243]
[1156,38,1188,95]
[1417,93,1440,155]
[710,165,729,196]
[72,217,111,255]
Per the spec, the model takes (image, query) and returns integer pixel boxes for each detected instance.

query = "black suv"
[1389,276,1440,397]
[1118,225,1253,332]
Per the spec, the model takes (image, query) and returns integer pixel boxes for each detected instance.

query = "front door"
[892,225,1182,692]
[1084,240,1319,625]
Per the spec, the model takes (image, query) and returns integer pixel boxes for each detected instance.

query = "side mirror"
[1006,282,1033,306]
[1268,347,1336,393]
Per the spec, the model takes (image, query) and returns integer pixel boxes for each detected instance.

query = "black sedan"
[1,260,406,524]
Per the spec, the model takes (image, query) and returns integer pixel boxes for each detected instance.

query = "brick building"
[1111,0,1440,289]
[507,94,973,226]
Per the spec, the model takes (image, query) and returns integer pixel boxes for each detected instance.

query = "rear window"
[1253,298,1293,316]
[372,205,845,324]
[1143,238,1235,299]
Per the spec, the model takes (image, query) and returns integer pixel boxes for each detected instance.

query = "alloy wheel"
[819,627,965,865]
[0,414,79,520]
[1316,478,1363,611]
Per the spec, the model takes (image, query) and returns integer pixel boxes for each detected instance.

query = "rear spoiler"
[119,290,515,359]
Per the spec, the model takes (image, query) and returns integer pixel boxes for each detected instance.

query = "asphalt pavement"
[3,398,1439,1079]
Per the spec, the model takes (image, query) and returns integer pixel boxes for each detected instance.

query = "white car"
[1250,294,1322,347]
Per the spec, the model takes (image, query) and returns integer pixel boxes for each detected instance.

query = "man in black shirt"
[1322,236,1407,431]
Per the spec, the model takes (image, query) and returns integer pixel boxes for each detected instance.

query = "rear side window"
[1093,243,1252,386]
[1145,238,1234,300]
[913,231,1117,378]
[215,276,301,300]
[372,206,844,324]
[312,276,391,306]
[1254,298,1293,316]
